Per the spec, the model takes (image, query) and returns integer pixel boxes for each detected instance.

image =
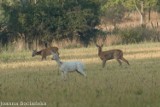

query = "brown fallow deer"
[32,47,59,60]
[96,44,129,68]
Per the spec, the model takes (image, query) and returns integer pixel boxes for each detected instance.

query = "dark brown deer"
[96,44,129,68]
[32,46,59,60]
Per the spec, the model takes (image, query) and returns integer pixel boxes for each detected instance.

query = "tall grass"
[0,42,160,107]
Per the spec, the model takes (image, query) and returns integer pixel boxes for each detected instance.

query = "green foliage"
[101,0,125,23]
[121,0,158,10]
[101,0,158,25]
[1,0,160,47]
[157,0,160,11]
[0,0,101,46]
[119,26,160,44]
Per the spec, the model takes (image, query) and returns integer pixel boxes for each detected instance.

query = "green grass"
[0,42,160,107]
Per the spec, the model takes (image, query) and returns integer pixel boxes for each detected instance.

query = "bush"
[118,26,160,44]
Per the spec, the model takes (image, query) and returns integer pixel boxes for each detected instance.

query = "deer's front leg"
[61,71,64,79]
[62,71,67,81]
[102,59,107,68]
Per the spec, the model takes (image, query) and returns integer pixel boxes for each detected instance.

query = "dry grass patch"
[0,42,160,107]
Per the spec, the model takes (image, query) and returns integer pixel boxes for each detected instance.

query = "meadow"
[0,42,160,107]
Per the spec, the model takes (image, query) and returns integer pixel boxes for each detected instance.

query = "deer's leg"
[41,52,45,60]
[41,56,44,60]
[61,72,67,80]
[76,70,87,77]
[57,68,60,75]
[116,59,122,66]
[63,72,68,81]
[41,56,46,60]
[121,57,130,65]
[102,59,107,68]
[42,55,47,60]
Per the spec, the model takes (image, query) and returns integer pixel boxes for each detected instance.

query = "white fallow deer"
[51,51,87,80]
[96,44,130,68]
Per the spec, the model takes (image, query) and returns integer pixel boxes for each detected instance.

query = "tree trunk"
[34,0,37,4]
[135,1,146,27]
[148,3,151,21]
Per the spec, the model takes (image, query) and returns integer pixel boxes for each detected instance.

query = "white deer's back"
[60,61,84,72]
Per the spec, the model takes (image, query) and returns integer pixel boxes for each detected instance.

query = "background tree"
[101,0,126,29]
[0,0,101,47]
[101,0,158,27]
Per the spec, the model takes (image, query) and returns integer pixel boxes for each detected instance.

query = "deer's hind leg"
[114,55,122,66]
[121,57,130,65]
[76,70,87,77]
[116,59,122,66]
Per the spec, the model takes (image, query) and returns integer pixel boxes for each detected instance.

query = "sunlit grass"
[0,42,160,107]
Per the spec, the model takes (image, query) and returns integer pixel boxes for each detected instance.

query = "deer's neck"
[55,59,63,66]
[36,51,42,55]
[98,48,102,56]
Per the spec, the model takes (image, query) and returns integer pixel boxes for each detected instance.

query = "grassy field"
[0,42,160,107]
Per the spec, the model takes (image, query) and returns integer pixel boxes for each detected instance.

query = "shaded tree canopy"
[0,0,101,46]
[0,0,160,48]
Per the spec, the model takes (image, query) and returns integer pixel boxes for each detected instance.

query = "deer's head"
[32,50,37,57]
[51,51,59,60]
[96,44,103,51]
